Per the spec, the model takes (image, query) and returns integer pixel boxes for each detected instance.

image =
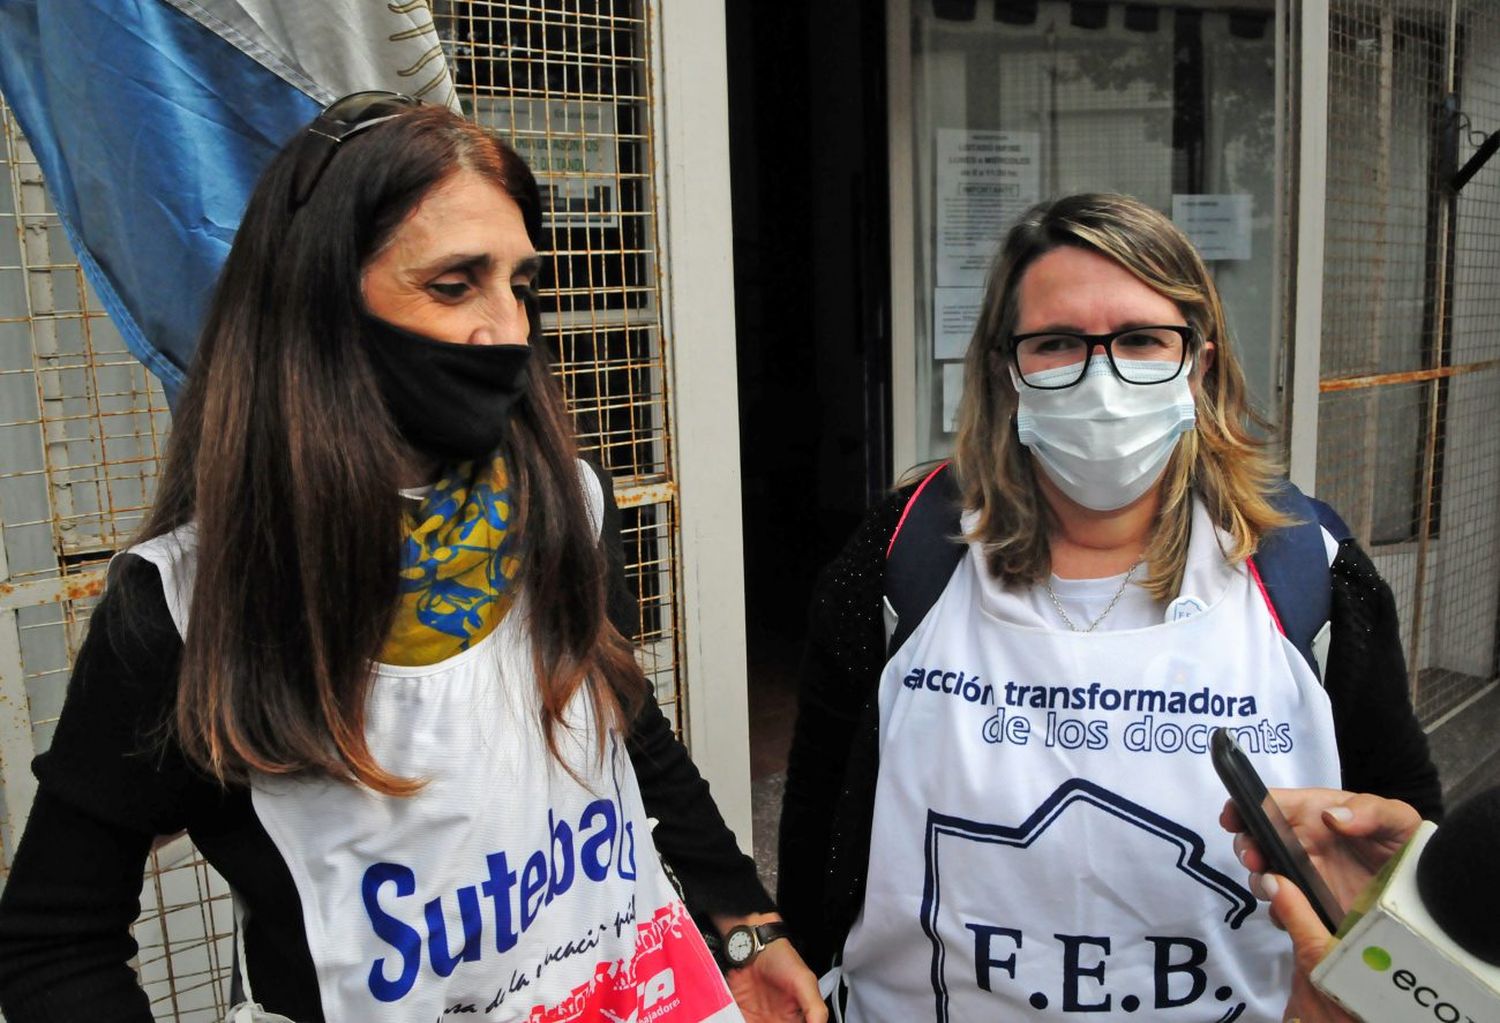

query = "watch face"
[725,927,755,965]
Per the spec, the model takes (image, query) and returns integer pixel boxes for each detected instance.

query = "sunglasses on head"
[289,91,422,211]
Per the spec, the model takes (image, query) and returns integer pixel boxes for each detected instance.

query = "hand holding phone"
[1210,727,1346,933]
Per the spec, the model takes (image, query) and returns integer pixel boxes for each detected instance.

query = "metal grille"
[0,2,678,1018]
[438,0,683,693]
[0,97,228,1021]
[0,101,174,852]
[1319,0,1500,722]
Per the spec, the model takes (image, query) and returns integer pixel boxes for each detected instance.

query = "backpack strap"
[1248,481,1352,682]
[885,469,1352,680]
[884,462,966,657]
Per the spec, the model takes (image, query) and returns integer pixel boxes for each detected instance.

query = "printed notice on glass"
[936,129,1040,286]
[933,287,985,360]
[942,363,965,434]
[1171,194,1251,261]
[476,97,619,228]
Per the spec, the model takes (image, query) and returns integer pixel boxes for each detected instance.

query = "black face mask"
[361,313,534,463]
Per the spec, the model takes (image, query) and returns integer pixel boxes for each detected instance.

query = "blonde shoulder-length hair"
[952,192,1291,600]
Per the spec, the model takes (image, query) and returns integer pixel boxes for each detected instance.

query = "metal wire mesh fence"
[1319,0,1500,723]
[0,97,173,847]
[440,0,682,702]
[0,2,677,1018]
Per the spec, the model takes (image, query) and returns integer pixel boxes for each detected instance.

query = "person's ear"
[1188,339,1215,399]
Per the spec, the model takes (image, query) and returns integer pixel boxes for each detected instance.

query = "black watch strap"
[752,921,791,949]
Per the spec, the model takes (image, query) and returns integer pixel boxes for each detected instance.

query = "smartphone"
[1210,727,1345,932]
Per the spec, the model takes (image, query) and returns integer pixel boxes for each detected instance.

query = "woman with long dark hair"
[0,94,822,1023]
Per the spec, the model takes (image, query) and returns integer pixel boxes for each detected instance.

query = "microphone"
[1417,787,1500,967]
[1310,787,1500,1021]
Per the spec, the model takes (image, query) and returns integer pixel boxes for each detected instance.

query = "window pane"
[906,0,1278,461]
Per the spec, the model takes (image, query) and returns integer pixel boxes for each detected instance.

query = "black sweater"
[0,477,771,1021]
[777,484,1444,972]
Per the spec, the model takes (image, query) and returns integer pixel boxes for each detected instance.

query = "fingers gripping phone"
[1210,727,1346,933]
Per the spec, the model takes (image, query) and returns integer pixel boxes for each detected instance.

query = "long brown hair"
[953,193,1291,598]
[140,105,646,794]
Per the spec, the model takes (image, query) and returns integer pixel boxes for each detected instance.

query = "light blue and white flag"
[0,0,458,400]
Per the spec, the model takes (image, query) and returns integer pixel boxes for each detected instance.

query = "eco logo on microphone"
[1360,947,1482,1023]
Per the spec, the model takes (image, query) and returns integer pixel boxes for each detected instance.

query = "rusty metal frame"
[1318,355,1500,391]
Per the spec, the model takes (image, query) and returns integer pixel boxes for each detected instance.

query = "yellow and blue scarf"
[380,457,520,667]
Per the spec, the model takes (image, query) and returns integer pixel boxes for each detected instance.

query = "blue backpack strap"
[885,462,966,657]
[887,470,1350,678]
[1249,481,1352,681]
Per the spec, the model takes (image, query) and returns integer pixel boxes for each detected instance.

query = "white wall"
[654,2,755,846]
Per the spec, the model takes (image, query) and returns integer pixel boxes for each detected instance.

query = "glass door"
[893,0,1282,466]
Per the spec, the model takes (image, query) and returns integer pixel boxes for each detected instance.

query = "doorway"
[725,0,891,886]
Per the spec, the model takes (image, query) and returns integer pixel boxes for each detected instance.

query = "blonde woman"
[778,194,1439,1021]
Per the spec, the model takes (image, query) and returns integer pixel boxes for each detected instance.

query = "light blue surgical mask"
[1013,357,1197,511]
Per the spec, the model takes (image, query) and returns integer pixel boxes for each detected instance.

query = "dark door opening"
[725,0,890,879]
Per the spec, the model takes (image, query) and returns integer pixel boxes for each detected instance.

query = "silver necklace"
[1045,559,1143,633]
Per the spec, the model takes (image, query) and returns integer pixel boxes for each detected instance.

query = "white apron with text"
[840,503,1341,1022]
[134,524,739,1023]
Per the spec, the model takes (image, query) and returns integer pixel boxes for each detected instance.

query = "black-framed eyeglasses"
[289,91,421,211]
[1008,325,1196,389]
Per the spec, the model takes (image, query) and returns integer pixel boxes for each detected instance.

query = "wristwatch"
[722,921,791,968]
